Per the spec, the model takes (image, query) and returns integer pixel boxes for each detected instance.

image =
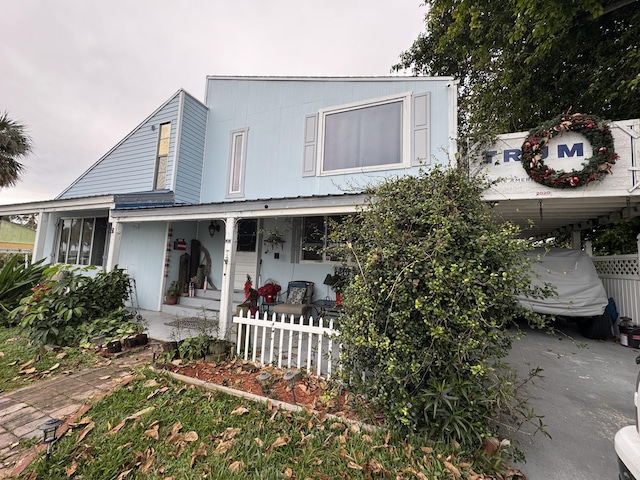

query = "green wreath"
[521,113,618,188]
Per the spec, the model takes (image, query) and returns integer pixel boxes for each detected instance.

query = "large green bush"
[333,167,548,451]
[10,265,135,345]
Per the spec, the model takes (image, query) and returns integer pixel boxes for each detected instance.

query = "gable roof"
[56,89,207,199]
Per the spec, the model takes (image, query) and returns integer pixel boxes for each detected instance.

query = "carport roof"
[489,194,640,240]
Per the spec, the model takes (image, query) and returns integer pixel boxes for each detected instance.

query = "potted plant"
[165,280,180,305]
[262,228,286,252]
[257,281,281,304]
[323,267,351,306]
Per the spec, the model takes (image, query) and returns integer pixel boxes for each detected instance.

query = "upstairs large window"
[56,217,109,266]
[318,94,411,175]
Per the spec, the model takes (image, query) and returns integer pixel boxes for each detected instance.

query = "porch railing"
[232,311,341,378]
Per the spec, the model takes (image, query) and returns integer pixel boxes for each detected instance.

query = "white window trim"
[154,122,171,190]
[55,215,110,267]
[299,215,351,265]
[316,92,412,176]
[226,128,249,198]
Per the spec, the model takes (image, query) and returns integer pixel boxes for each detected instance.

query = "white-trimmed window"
[318,93,412,175]
[227,128,248,197]
[301,215,345,263]
[154,122,171,190]
[56,217,109,266]
[304,92,430,177]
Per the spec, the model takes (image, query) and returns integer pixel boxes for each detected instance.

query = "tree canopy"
[0,112,32,187]
[394,0,640,138]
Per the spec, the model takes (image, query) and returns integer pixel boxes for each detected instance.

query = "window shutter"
[302,114,318,177]
[412,93,430,166]
[290,218,302,263]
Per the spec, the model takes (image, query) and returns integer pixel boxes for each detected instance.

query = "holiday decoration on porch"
[244,275,253,300]
[257,281,281,304]
[238,275,259,316]
[521,112,618,188]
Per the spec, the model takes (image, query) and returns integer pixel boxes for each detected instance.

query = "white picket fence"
[232,311,341,378]
[592,254,640,323]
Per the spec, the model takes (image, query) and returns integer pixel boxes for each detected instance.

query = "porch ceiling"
[490,195,640,239]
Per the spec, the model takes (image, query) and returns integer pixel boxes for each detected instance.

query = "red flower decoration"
[257,282,281,299]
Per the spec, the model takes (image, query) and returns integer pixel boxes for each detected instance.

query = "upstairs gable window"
[154,122,171,190]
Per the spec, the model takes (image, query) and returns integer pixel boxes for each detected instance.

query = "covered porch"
[111,194,364,341]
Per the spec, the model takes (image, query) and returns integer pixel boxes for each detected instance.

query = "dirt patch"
[159,358,383,425]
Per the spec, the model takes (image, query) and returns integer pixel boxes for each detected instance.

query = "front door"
[233,219,259,290]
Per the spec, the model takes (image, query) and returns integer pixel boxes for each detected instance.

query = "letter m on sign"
[558,143,584,158]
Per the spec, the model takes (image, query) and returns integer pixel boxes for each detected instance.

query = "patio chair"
[272,281,314,319]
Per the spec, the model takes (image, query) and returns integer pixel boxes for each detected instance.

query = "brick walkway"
[0,348,152,478]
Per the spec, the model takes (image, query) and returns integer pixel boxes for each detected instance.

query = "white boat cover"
[517,248,608,317]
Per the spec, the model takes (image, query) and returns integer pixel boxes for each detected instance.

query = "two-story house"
[2,76,458,338]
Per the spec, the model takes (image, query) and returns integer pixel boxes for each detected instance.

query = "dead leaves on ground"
[55,374,521,480]
[107,406,155,435]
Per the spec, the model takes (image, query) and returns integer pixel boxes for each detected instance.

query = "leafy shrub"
[10,265,134,346]
[333,167,549,451]
[179,334,211,361]
[82,266,131,319]
[0,255,47,319]
[68,308,140,348]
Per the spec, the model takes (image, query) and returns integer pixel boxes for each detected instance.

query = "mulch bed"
[158,358,383,425]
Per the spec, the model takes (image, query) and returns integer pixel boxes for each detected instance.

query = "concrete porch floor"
[139,309,236,343]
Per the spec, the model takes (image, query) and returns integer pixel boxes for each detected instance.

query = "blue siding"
[174,93,208,204]
[118,221,168,310]
[58,94,181,199]
[201,77,454,204]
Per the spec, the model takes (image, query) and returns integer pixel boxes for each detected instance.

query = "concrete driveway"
[507,319,638,479]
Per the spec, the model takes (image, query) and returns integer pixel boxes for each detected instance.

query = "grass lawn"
[0,326,103,393]
[21,368,509,480]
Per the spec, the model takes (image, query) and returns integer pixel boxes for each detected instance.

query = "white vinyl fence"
[232,311,341,378]
[592,253,640,324]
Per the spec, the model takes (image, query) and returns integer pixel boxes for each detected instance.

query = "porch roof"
[1,187,638,242]
[109,192,368,222]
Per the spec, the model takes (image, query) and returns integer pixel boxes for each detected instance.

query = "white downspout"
[105,221,123,271]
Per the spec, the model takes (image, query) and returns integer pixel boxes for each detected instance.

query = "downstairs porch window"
[56,217,109,266]
[301,215,346,263]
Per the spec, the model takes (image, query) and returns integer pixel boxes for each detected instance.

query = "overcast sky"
[0,1,426,205]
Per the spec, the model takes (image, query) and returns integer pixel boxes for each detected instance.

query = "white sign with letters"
[477,120,640,200]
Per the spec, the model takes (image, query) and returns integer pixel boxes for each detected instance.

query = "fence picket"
[232,312,340,377]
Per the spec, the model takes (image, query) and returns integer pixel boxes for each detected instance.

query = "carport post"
[571,230,581,250]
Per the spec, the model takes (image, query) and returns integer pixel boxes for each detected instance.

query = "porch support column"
[105,221,123,271]
[32,212,48,262]
[571,230,581,250]
[219,216,238,340]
